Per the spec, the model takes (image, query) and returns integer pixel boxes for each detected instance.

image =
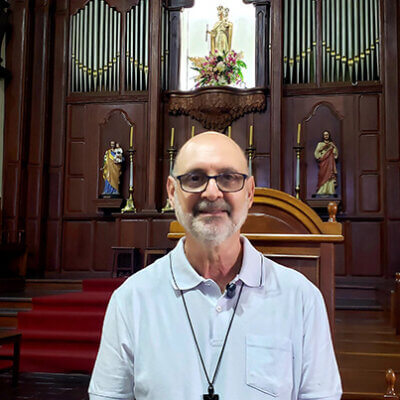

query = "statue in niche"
[314,130,339,196]
[101,140,124,197]
[207,5,233,54]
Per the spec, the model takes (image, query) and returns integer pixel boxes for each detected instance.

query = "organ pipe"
[281,0,380,85]
[70,0,152,93]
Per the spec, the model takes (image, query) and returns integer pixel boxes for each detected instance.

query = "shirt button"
[216,305,222,312]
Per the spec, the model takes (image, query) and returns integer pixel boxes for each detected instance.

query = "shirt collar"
[169,236,264,291]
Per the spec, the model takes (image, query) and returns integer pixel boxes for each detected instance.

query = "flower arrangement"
[189,50,247,88]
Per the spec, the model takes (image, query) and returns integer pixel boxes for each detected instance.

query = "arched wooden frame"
[164,0,271,89]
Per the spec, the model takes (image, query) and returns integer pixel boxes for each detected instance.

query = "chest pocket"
[246,334,293,397]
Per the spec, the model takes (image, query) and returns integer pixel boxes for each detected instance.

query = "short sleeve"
[298,286,342,400]
[88,292,135,400]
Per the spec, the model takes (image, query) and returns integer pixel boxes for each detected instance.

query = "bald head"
[173,131,249,176]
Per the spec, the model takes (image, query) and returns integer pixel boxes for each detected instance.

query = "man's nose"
[201,177,223,200]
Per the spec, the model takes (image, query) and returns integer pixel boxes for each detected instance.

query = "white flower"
[216,61,225,72]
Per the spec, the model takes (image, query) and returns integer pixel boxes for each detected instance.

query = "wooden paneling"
[386,165,400,219]
[359,175,380,212]
[47,170,63,220]
[25,0,52,271]
[66,178,85,213]
[144,0,162,212]
[45,221,62,272]
[3,0,31,243]
[384,0,399,161]
[93,222,115,272]
[270,0,283,189]
[335,241,346,276]
[350,222,382,276]
[64,103,147,216]
[148,219,175,248]
[359,135,379,172]
[387,221,400,277]
[68,142,85,176]
[119,220,148,249]
[63,221,93,270]
[359,95,379,132]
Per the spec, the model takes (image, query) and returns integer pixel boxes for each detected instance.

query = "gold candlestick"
[293,145,304,199]
[161,144,177,213]
[246,144,256,177]
[121,146,137,213]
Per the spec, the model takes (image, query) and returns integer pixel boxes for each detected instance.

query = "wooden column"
[2,0,32,243]
[143,0,162,211]
[384,0,400,277]
[25,0,52,274]
[166,6,181,90]
[165,1,193,90]
[245,0,271,87]
[270,0,283,189]
[45,0,69,274]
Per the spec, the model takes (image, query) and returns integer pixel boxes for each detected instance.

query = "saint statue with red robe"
[314,131,339,196]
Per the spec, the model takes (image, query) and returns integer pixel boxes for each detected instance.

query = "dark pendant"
[204,385,219,399]
[203,394,219,400]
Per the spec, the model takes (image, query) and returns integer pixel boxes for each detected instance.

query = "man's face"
[323,132,330,141]
[167,134,254,245]
[110,141,116,149]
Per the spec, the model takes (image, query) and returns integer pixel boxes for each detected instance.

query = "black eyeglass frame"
[174,172,249,193]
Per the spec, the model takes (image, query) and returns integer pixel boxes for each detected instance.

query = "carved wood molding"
[166,87,268,131]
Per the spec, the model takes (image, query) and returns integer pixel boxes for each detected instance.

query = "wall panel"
[93,222,115,272]
[66,178,85,213]
[63,221,93,270]
[350,222,382,276]
[45,220,62,272]
[386,165,400,219]
[359,175,380,212]
[387,221,400,276]
[359,95,379,132]
[359,135,379,172]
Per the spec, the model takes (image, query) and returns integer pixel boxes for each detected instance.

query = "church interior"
[0,0,400,398]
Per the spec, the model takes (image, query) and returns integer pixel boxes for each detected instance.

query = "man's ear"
[166,176,176,208]
[246,176,255,209]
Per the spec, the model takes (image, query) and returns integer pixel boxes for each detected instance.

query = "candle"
[249,125,253,146]
[297,123,301,144]
[228,126,231,138]
[191,125,195,138]
[130,126,133,148]
[170,127,175,147]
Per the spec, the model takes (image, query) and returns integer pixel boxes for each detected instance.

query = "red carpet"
[0,278,125,373]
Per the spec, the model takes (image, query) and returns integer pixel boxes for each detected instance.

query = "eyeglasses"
[175,172,248,193]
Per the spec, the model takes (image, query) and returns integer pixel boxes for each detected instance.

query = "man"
[89,132,342,400]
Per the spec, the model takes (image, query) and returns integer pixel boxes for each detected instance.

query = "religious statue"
[101,140,124,197]
[314,131,339,196]
[207,6,233,54]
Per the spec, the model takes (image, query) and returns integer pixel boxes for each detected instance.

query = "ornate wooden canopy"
[165,86,268,131]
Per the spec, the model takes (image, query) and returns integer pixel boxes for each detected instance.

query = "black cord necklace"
[169,254,244,400]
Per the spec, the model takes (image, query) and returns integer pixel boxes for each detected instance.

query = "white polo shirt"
[89,236,342,400]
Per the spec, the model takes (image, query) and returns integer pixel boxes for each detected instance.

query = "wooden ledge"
[167,232,343,242]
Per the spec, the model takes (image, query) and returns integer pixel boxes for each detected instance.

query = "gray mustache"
[193,200,232,215]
